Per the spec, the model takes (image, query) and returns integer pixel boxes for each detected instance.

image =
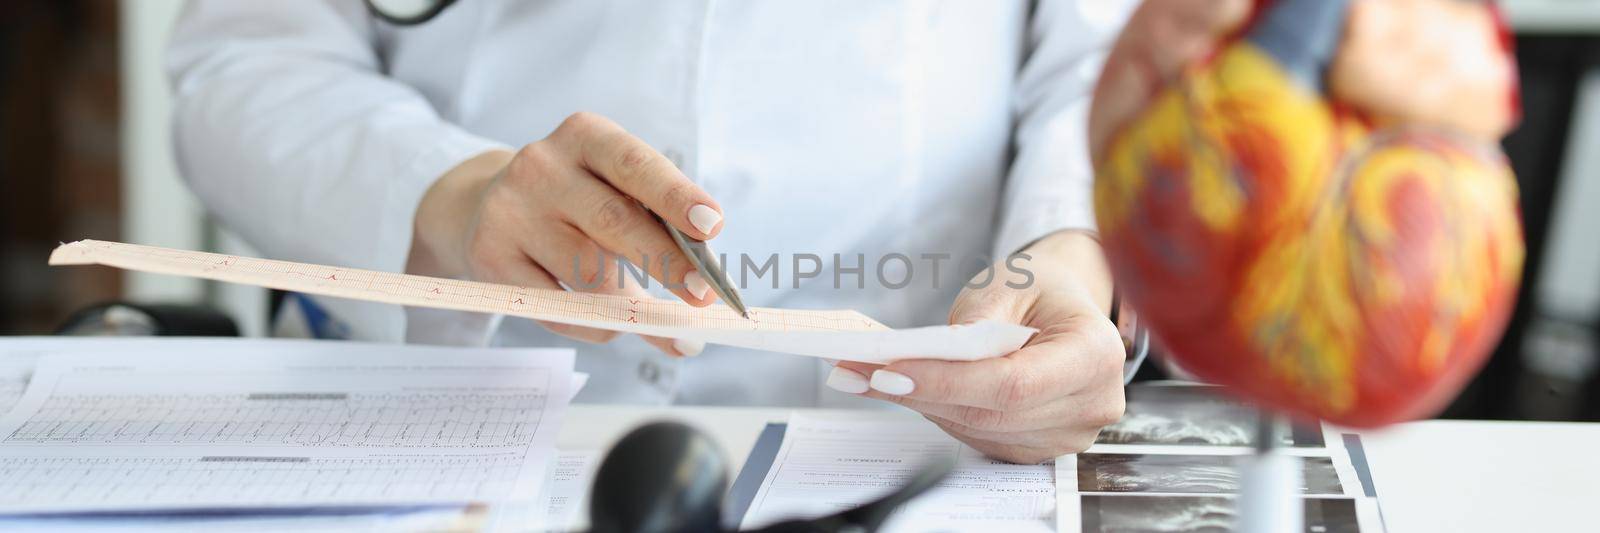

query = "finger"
[946,281,1029,326]
[551,175,716,306]
[923,414,1092,464]
[869,391,1028,436]
[832,338,1044,409]
[832,361,882,376]
[521,224,704,356]
[659,336,705,358]
[469,247,621,344]
[870,327,1120,411]
[584,272,704,357]
[825,361,883,394]
[871,279,1120,409]
[549,112,724,239]
[863,386,1118,434]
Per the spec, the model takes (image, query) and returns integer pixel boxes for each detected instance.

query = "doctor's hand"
[829,232,1126,464]
[408,112,724,356]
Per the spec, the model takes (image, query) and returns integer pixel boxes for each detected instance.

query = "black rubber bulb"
[588,421,730,533]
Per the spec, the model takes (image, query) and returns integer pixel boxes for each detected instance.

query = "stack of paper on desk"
[733,385,1388,533]
[740,413,1057,532]
[0,339,577,515]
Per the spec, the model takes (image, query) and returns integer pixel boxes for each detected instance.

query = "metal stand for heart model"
[1238,414,1303,533]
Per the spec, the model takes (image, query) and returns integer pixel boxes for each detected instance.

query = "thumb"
[947,284,1029,326]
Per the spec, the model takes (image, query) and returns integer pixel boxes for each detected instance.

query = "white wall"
[120,0,199,301]
[119,0,267,336]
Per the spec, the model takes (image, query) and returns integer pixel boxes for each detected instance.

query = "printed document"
[0,342,574,514]
[741,413,1054,532]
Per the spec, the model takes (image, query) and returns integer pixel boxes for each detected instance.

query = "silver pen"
[656,214,749,319]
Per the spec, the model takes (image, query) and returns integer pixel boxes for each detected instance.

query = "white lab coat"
[167,0,1134,407]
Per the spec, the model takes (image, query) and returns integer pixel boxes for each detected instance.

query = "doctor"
[167,0,1133,463]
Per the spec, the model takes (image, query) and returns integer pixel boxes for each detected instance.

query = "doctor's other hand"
[830,232,1127,464]
[407,112,724,356]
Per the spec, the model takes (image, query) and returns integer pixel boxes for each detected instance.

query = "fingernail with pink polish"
[870,370,915,395]
[826,366,870,394]
[684,271,711,301]
[688,204,721,235]
[673,338,704,357]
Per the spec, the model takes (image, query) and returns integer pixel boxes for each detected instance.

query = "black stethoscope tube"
[365,0,457,26]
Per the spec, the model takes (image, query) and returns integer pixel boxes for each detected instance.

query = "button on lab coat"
[167,0,1134,407]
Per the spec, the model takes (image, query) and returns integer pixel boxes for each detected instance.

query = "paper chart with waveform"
[5,391,546,447]
[0,343,574,513]
[48,240,1034,363]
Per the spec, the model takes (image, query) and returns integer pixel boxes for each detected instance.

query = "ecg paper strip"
[0,344,575,513]
[48,240,1036,363]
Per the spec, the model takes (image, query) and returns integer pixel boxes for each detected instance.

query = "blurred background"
[1,0,1597,422]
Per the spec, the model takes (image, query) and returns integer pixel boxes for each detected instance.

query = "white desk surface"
[3,334,1596,532]
[559,405,1600,533]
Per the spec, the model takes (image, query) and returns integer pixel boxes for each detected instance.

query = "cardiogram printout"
[476,449,602,532]
[1,337,287,419]
[49,240,1036,364]
[740,413,1056,532]
[0,342,575,514]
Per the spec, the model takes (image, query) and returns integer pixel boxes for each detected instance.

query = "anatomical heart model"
[1090,0,1525,427]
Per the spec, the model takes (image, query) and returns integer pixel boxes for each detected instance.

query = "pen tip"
[741,311,750,319]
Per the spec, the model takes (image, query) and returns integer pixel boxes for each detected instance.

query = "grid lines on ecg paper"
[52,240,887,333]
[4,391,548,447]
[0,456,522,507]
